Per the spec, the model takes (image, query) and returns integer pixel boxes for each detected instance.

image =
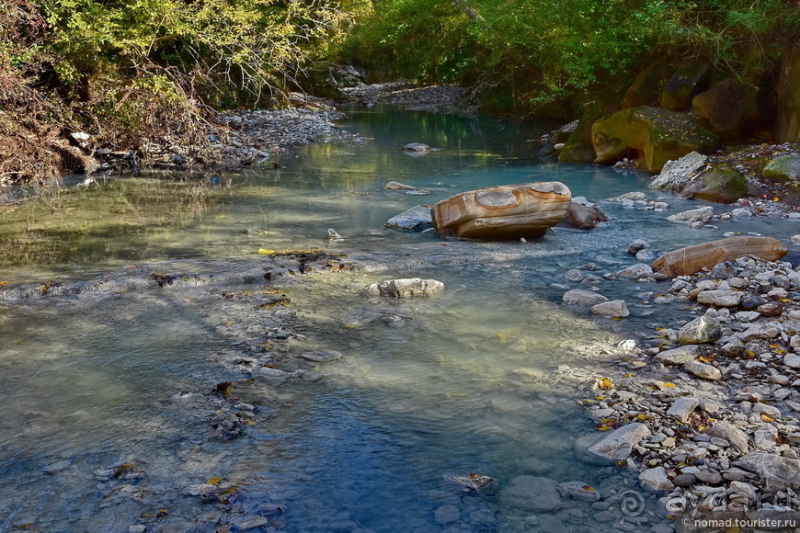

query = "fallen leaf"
[257,248,275,255]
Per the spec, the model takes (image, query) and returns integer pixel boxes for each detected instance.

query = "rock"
[739,323,781,342]
[433,505,460,525]
[652,236,788,277]
[695,470,723,485]
[591,300,630,318]
[367,278,444,297]
[692,78,759,139]
[560,201,607,230]
[385,205,433,230]
[763,154,800,181]
[684,360,722,380]
[639,466,675,492]
[705,421,749,454]
[431,182,572,240]
[678,315,722,344]
[584,423,652,464]
[784,353,800,369]
[628,239,650,255]
[557,481,601,502]
[327,228,344,241]
[666,206,714,225]
[734,453,800,492]
[158,522,196,533]
[673,473,697,487]
[233,517,270,530]
[502,476,564,512]
[384,180,419,191]
[660,61,711,111]
[592,106,718,173]
[402,142,431,153]
[615,263,653,279]
[696,289,742,307]
[757,302,783,317]
[656,345,700,365]
[299,350,342,362]
[650,151,709,191]
[667,397,701,422]
[256,367,292,386]
[680,168,747,204]
[562,289,608,306]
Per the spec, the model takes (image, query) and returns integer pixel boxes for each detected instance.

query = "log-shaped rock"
[431,182,571,240]
[652,236,788,277]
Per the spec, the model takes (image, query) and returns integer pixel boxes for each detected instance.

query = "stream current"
[2,107,800,533]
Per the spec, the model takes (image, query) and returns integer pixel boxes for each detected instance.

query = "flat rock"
[684,360,722,380]
[367,278,444,297]
[667,397,701,422]
[656,345,700,365]
[299,350,342,362]
[678,315,722,344]
[616,263,654,279]
[557,481,601,502]
[639,466,675,492]
[584,423,652,464]
[705,421,749,454]
[696,289,742,307]
[784,353,800,369]
[734,453,800,492]
[667,206,714,224]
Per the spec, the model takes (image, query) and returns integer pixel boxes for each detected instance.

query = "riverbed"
[2,107,800,533]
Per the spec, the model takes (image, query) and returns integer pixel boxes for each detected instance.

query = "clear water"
[2,107,800,533]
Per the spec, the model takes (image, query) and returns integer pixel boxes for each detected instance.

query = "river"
[1,107,800,533]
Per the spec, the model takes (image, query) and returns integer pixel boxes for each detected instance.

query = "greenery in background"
[339,0,800,115]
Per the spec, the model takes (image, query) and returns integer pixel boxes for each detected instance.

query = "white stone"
[655,345,700,365]
[667,206,714,225]
[367,278,444,297]
[684,360,722,380]
[639,466,675,492]
[697,289,742,307]
[591,300,630,318]
[784,353,800,369]
[563,289,608,306]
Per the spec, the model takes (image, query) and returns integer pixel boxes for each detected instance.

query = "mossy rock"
[621,60,671,109]
[592,106,719,173]
[660,61,711,112]
[680,168,747,204]
[763,154,800,181]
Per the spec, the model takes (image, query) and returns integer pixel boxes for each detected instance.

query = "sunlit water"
[2,107,800,533]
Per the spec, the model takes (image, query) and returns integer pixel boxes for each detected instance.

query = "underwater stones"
[431,182,571,240]
[367,278,444,297]
[652,237,788,277]
[402,142,431,153]
[557,481,600,502]
[299,350,342,362]
[502,476,564,512]
[385,205,433,230]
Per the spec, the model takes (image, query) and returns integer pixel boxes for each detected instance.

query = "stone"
[562,289,608,306]
[628,239,650,255]
[680,169,748,204]
[667,397,701,421]
[673,474,697,487]
[666,206,714,225]
[678,315,722,344]
[652,236,788,277]
[738,323,781,342]
[557,481,601,502]
[299,350,342,362]
[616,263,654,279]
[758,302,784,317]
[784,353,800,369]
[591,300,630,318]
[367,278,444,297]
[431,182,571,240]
[592,106,718,173]
[695,470,723,485]
[763,154,800,181]
[433,505,460,525]
[696,289,742,307]
[385,205,433,230]
[651,151,709,191]
[234,517,270,530]
[402,142,430,152]
[584,423,652,464]
[661,61,711,111]
[561,200,608,230]
[501,476,565,512]
[752,403,781,420]
[684,360,722,380]
[384,180,420,191]
[692,78,759,140]
[734,453,800,492]
[622,59,672,108]
[639,466,675,492]
[655,345,700,365]
[705,421,749,454]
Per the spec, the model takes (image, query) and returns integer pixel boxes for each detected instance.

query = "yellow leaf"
[207,477,222,485]
[596,424,611,431]
[774,197,780,202]
[761,414,775,423]
[597,377,613,390]
[637,414,648,420]
[595,395,606,400]
[257,248,275,255]
[664,382,676,388]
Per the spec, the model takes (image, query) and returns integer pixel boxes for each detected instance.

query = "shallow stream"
[2,107,800,533]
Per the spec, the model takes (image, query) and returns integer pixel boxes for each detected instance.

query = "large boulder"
[560,200,607,230]
[652,236,788,277]
[679,168,747,204]
[660,61,711,112]
[776,44,800,143]
[592,106,719,173]
[622,60,672,108]
[763,154,800,182]
[431,182,571,240]
[650,151,708,192]
[692,78,759,140]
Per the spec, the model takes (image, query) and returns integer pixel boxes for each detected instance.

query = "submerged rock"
[385,205,433,230]
[582,423,652,464]
[367,278,444,297]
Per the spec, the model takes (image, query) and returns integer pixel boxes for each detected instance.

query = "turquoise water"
[2,107,800,532]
